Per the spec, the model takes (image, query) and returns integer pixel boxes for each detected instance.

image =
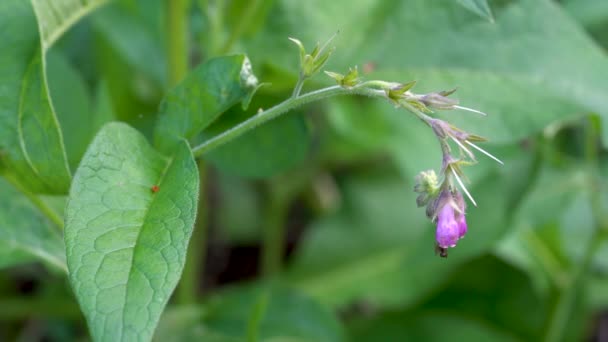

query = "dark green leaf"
[65,122,199,341]
[155,55,258,154]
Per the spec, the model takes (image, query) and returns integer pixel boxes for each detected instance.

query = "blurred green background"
[2,0,608,341]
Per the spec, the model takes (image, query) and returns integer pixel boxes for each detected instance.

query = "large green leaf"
[244,0,608,143]
[154,55,258,154]
[0,176,65,271]
[64,122,199,341]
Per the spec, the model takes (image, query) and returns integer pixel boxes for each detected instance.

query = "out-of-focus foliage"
[0,0,607,341]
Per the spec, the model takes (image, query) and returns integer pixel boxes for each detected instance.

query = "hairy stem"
[292,73,306,98]
[166,0,189,86]
[192,83,386,157]
[261,182,290,277]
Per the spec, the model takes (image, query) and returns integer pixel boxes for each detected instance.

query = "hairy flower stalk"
[409,91,502,257]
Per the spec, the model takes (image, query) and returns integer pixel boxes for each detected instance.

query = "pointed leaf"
[154,55,258,154]
[65,122,199,341]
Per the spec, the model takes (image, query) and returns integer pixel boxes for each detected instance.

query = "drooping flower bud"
[435,203,460,248]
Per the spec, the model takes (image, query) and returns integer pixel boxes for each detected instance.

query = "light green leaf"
[65,122,199,341]
[31,0,109,51]
[154,55,258,154]
[0,176,66,271]
[456,0,494,22]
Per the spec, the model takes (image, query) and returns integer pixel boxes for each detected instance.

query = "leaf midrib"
[118,152,176,340]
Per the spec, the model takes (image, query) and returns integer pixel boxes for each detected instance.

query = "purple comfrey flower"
[456,210,467,239]
[435,191,468,254]
[435,203,460,248]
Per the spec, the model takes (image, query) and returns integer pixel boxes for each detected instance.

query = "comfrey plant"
[188,35,501,260]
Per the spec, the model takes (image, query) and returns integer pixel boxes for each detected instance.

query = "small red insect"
[151,185,160,193]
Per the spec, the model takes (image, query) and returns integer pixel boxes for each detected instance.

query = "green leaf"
[46,50,94,171]
[0,176,66,271]
[456,0,494,22]
[64,122,199,341]
[0,0,72,193]
[154,55,258,154]
[31,0,109,51]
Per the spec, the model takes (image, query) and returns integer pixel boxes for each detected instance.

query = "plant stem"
[176,162,207,304]
[292,74,305,98]
[262,183,290,277]
[543,115,605,342]
[192,84,386,157]
[166,0,189,86]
